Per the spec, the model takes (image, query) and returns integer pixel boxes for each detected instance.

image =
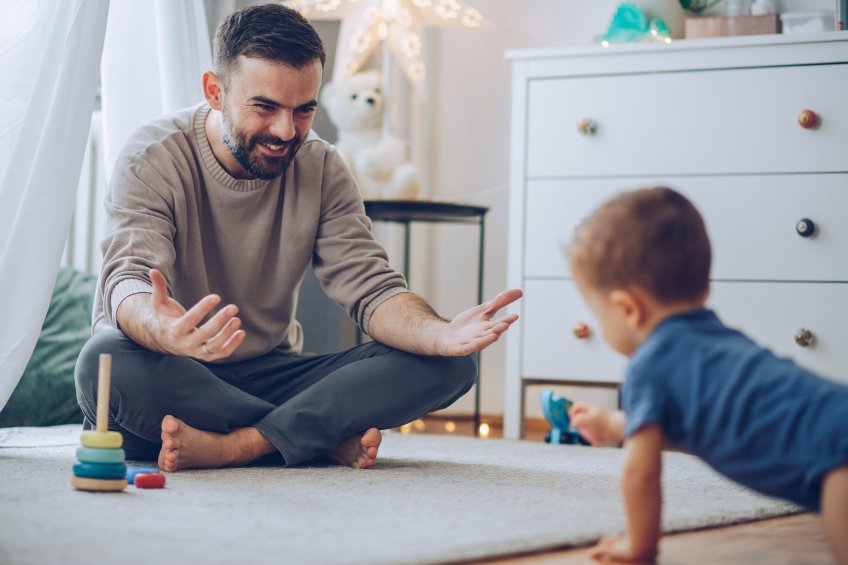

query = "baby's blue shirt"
[623,308,848,511]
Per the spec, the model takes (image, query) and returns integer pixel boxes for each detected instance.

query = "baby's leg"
[822,465,848,564]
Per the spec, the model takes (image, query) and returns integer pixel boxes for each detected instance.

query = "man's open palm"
[149,269,245,361]
[435,289,522,356]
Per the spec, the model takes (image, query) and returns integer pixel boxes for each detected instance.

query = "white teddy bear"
[321,70,419,200]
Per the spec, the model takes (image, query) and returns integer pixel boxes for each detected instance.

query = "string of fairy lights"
[397,418,491,438]
[285,0,485,84]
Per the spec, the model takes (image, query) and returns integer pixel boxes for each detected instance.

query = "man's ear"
[609,288,646,330]
[203,71,223,110]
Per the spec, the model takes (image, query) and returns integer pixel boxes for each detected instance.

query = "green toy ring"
[76,446,126,464]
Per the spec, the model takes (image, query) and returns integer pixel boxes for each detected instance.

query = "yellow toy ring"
[81,430,123,449]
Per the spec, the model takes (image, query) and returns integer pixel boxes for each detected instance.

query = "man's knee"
[434,353,478,397]
[76,329,128,380]
[456,353,479,390]
[74,329,134,413]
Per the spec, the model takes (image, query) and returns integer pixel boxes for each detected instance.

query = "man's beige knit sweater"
[92,103,407,361]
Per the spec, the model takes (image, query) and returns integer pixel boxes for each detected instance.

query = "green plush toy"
[596,3,673,45]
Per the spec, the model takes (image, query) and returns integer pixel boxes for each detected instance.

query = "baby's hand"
[588,533,657,563]
[571,404,615,446]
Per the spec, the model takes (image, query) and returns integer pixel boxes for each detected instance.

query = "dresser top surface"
[505,31,848,61]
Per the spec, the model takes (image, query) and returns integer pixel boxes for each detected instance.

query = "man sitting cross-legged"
[75,3,521,472]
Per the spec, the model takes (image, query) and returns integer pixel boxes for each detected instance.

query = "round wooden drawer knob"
[577,119,597,136]
[796,218,816,237]
[797,109,818,129]
[572,322,591,339]
[794,328,815,347]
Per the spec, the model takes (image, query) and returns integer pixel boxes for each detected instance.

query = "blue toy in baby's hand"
[541,389,590,446]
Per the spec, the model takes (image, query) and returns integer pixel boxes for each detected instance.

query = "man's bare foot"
[158,415,274,472]
[327,428,382,469]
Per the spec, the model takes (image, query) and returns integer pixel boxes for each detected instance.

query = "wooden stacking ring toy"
[72,354,127,493]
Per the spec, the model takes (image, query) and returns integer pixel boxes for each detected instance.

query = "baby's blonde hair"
[567,187,711,303]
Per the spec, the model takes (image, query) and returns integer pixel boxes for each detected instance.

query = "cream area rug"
[0,425,797,565]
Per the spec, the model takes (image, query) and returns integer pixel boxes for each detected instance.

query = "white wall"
[424,0,836,420]
[426,0,621,418]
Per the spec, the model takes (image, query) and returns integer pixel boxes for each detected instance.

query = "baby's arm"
[589,424,664,563]
[570,404,626,446]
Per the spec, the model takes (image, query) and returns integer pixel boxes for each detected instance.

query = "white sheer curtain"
[0,0,109,412]
[101,0,211,180]
[0,0,212,412]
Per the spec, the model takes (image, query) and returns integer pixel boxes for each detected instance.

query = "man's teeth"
[263,143,284,150]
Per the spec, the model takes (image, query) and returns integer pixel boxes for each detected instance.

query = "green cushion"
[0,267,96,427]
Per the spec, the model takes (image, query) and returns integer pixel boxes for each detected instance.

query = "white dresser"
[504,32,848,439]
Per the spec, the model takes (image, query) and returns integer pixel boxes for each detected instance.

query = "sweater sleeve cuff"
[109,278,154,324]
[361,287,410,336]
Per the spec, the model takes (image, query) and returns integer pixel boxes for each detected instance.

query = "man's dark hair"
[214,4,326,82]
[568,187,712,303]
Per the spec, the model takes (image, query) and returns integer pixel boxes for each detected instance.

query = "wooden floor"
[403,416,834,565]
[485,513,829,565]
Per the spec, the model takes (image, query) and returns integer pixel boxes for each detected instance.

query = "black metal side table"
[363,199,489,436]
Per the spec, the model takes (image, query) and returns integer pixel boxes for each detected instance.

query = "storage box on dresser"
[504,32,848,439]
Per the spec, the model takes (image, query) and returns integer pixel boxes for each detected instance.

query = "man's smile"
[257,141,289,157]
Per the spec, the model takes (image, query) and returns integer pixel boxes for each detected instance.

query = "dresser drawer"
[709,281,848,382]
[524,174,848,281]
[526,64,848,178]
[521,279,626,383]
[521,280,848,385]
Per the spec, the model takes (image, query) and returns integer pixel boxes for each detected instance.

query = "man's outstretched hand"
[433,289,523,356]
[145,269,245,361]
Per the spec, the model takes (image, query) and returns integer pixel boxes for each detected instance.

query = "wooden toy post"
[96,354,111,434]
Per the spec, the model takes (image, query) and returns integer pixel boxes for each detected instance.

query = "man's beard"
[221,110,303,180]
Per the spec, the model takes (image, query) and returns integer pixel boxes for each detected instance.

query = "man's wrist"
[370,292,448,355]
[110,279,154,324]
[428,320,449,356]
[117,293,166,354]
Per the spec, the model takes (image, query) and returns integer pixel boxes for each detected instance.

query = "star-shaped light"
[284,0,486,84]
